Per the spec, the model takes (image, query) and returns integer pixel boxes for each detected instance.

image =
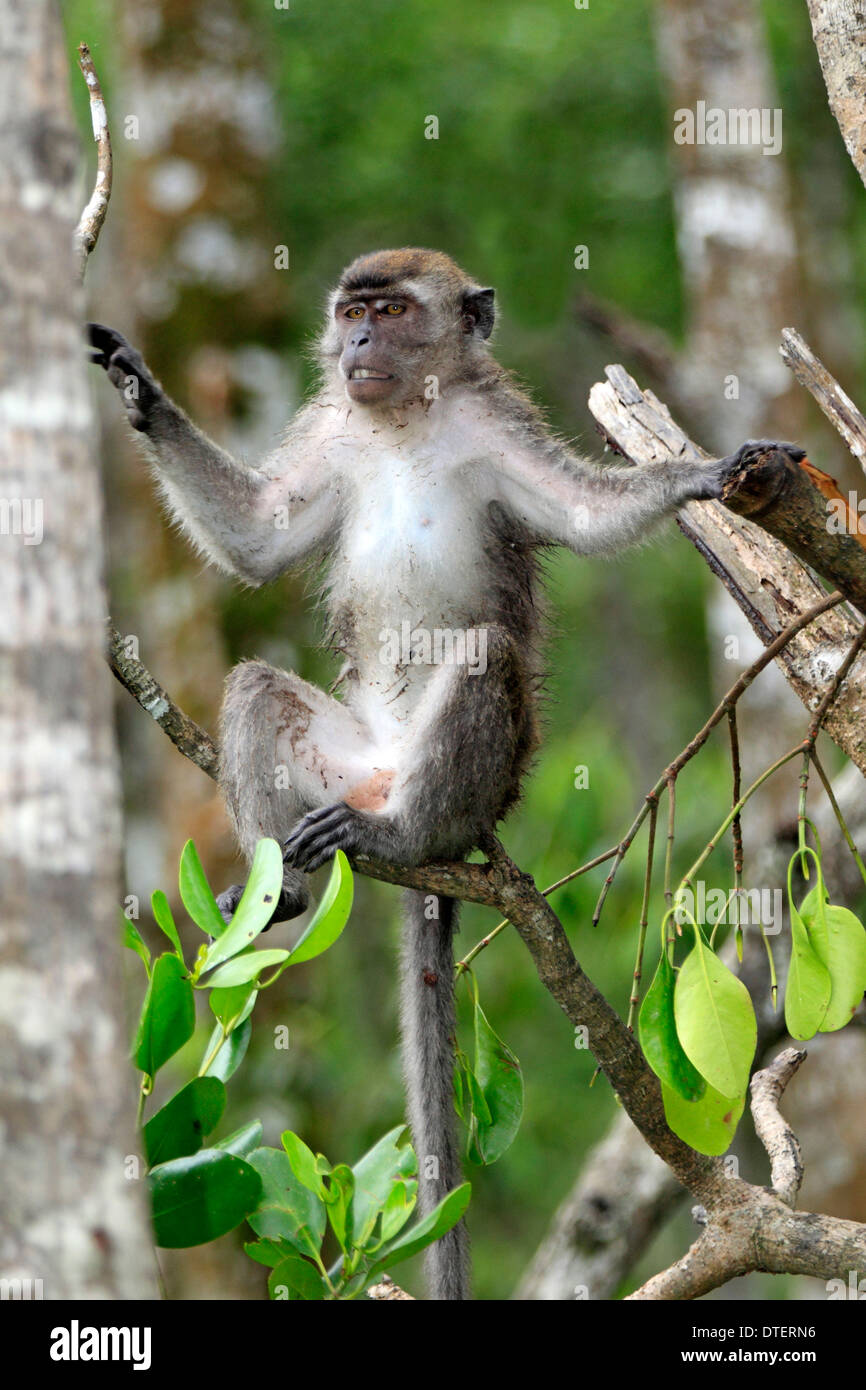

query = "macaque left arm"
[481,420,807,557]
[482,430,738,556]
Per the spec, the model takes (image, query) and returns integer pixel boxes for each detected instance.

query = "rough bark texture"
[0,0,155,1298]
[806,0,866,189]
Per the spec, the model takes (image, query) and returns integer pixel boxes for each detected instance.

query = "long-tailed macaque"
[89,247,785,1299]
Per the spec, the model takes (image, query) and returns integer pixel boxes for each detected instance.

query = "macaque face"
[335,295,431,404]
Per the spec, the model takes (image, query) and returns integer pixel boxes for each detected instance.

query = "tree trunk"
[0,0,155,1298]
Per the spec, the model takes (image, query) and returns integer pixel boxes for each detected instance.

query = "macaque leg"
[217,659,392,922]
[283,624,537,873]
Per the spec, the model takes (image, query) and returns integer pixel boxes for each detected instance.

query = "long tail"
[399,889,470,1300]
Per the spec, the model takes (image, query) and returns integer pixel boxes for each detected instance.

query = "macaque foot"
[284,802,384,873]
[216,875,310,931]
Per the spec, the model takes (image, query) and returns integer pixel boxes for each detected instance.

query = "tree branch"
[73,43,112,280]
[106,625,219,779]
[750,1048,806,1209]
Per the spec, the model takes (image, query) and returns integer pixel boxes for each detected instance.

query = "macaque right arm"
[88,324,340,584]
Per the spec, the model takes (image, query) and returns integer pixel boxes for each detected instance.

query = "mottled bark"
[0,0,155,1298]
[806,0,866,188]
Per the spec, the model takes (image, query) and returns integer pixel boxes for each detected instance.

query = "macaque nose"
[350,332,370,348]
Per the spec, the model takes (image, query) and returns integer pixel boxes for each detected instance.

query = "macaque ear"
[462,287,495,339]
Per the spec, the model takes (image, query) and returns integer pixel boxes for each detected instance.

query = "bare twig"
[74,43,112,280]
[807,618,866,744]
[591,589,844,927]
[750,1048,806,1208]
[780,327,866,473]
[727,707,744,883]
[106,625,219,779]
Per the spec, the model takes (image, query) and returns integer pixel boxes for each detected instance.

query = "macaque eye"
[345,306,365,319]
[384,303,406,316]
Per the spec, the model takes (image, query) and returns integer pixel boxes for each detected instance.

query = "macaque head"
[320,248,496,405]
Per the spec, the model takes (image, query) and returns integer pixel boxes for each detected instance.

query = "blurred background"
[62,0,866,1299]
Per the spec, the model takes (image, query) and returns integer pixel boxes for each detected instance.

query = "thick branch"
[628,1187,866,1299]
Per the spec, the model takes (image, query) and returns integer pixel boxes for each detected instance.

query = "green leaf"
[123,917,151,976]
[785,898,832,1041]
[661,1081,745,1156]
[323,1164,354,1252]
[247,1147,327,1261]
[464,1063,491,1125]
[639,950,705,1102]
[351,1126,416,1250]
[286,850,353,965]
[366,1182,471,1282]
[204,949,290,989]
[216,1121,263,1158]
[149,1149,262,1248]
[799,889,866,1033]
[281,1131,326,1198]
[210,983,258,1031]
[269,1256,327,1300]
[178,840,228,939]
[151,890,183,958]
[379,1178,416,1244]
[673,932,756,1098]
[244,1238,295,1268]
[471,1000,524,1164]
[133,953,195,1076]
[201,1016,252,1082]
[143,1077,226,1167]
[200,839,284,974]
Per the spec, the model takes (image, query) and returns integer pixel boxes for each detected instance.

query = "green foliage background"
[63,0,866,1297]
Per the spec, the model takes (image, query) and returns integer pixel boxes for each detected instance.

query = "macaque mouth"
[348,368,393,380]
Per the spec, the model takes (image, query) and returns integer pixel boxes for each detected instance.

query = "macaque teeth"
[350,368,390,379]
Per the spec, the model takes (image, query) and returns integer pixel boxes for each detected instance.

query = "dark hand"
[87,323,160,432]
[700,438,806,501]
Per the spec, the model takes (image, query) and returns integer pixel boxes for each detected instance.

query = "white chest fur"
[324,404,493,729]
